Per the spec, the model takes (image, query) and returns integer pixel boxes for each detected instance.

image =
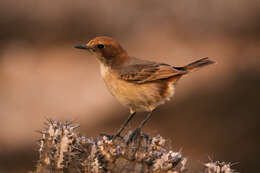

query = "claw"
[112,133,123,140]
[127,128,141,144]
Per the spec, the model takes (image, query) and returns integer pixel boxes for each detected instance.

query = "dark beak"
[74,45,91,50]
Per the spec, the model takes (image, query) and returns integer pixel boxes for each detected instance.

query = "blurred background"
[0,0,259,172]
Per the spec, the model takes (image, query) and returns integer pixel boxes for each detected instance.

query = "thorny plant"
[31,119,238,173]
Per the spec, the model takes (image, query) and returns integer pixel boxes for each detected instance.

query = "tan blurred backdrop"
[0,0,259,172]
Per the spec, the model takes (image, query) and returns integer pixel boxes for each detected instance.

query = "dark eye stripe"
[97,44,104,49]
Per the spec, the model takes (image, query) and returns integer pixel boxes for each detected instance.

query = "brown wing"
[119,62,186,84]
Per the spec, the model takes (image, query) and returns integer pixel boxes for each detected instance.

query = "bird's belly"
[103,75,175,112]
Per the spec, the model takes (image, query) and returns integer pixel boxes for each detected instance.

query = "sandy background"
[0,1,259,172]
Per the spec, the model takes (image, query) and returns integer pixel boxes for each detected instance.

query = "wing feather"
[119,63,186,84]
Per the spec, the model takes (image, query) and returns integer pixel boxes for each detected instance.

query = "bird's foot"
[127,128,141,144]
[112,132,123,140]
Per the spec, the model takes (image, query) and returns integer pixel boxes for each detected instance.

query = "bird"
[75,36,215,141]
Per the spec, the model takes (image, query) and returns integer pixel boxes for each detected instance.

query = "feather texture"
[118,57,186,84]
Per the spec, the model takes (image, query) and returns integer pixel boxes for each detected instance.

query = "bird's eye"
[97,44,104,49]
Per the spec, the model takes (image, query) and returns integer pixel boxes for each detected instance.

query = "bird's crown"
[76,36,127,65]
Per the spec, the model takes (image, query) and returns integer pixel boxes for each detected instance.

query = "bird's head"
[75,36,128,66]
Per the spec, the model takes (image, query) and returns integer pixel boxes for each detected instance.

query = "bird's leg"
[137,109,155,129]
[127,109,155,144]
[113,111,136,138]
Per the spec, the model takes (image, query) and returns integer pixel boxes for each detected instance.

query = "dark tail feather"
[175,57,215,73]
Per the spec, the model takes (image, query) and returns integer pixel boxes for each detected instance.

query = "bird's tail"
[175,57,215,73]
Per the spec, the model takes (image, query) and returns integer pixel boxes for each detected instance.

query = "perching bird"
[75,36,215,141]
